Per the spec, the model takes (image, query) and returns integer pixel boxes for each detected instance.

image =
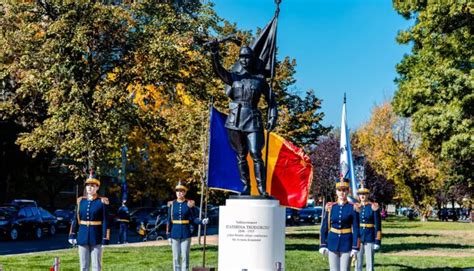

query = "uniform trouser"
[227,129,265,192]
[356,242,375,271]
[78,245,103,271]
[171,238,191,271]
[119,223,128,243]
[328,250,351,271]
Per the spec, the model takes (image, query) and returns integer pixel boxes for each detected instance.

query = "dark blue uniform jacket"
[69,196,110,246]
[358,202,382,245]
[320,201,360,253]
[167,199,201,239]
[117,206,130,223]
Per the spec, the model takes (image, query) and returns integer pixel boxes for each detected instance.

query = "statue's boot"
[254,162,268,196]
[238,160,251,195]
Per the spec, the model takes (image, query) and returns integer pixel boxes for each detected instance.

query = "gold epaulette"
[325,202,336,212]
[187,200,195,208]
[167,201,173,207]
[76,197,85,205]
[100,197,109,205]
[371,202,379,211]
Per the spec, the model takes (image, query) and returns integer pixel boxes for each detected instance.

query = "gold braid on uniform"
[325,202,335,212]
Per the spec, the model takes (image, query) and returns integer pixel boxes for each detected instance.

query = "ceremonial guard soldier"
[69,172,110,271]
[355,181,382,271]
[319,177,360,271]
[117,200,130,244]
[167,181,208,271]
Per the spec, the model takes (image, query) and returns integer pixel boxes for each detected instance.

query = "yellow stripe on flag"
[247,131,284,196]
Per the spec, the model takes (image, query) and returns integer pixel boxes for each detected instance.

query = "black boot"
[238,160,251,195]
[254,161,268,196]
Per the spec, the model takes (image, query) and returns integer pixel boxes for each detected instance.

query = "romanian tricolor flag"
[207,107,313,208]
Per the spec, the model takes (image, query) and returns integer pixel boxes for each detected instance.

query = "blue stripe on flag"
[207,107,243,192]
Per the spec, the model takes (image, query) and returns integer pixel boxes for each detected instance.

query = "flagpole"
[264,0,281,195]
[201,97,214,268]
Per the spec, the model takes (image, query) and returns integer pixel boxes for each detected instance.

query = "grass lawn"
[1,217,473,270]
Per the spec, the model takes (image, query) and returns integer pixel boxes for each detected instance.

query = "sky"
[211,0,413,129]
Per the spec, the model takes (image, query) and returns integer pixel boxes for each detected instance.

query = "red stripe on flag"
[270,139,313,208]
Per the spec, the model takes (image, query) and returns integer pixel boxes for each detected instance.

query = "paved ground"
[0,226,218,255]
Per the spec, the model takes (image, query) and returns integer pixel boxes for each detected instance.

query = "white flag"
[339,95,359,200]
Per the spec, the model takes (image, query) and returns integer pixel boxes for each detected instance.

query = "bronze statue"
[210,43,278,196]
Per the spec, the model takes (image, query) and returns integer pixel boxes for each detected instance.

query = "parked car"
[10,199,38,208]
[439,208,458,221]
[38,207,58,236]
[54,209,75,231]
[298,207,322,224]
[129,207,159,230]
[142,206,168,231]
[0,203,57,240]
[206,206,219,226]
[286,208,300,226]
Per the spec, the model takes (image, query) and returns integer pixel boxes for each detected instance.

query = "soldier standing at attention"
[167,181,209,271]
[355,182,381,271]
[69,171,110,271]
[117,200,130,244]
[319,177,360,271]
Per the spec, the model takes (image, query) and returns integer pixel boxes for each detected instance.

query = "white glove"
[318,247,328,255]
[202,218,209,225]
[350,249,358,257]
[168,238,172,245]
[373,244,380,251]
[68,239,77,245]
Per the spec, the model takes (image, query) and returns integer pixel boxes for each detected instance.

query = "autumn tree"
[392,1,473,190]
[312,130,395,206]
[354,101,444,220]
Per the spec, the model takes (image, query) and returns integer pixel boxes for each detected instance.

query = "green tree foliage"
[0,0,329,204]
[392,1,473,186]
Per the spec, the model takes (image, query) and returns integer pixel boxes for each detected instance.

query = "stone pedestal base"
[218,198,285,271]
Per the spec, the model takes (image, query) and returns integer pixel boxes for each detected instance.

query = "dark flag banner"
[231,10,279,78]
[250,12,278,78]
[121,182,128,202]
[207,107,313,208]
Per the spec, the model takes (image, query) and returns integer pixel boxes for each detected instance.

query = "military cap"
[85,169,100,186]
[175,180,188,191]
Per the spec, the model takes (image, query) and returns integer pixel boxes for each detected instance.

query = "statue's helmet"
[239,46,254,57]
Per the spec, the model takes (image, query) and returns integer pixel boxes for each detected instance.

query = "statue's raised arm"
[210,41,233,86]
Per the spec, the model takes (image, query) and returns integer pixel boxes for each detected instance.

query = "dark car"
[129,207,159,229]
[10,199,38,208]
[54,209,75,231]
[286,208,300,226]
[206,206,219,226]
[298,207,322,224]
[0,204,57,240]
[143,206,168,230]
[38,207,58,236]
[439,208,458,221]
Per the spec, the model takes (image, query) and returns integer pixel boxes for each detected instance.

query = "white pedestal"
[218,198,285,271]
